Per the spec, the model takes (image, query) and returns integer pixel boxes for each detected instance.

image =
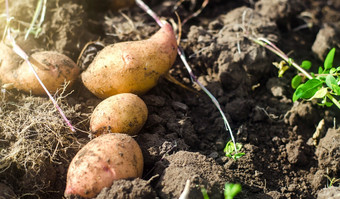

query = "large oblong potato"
[64,133,144,198]
[81,22,177,99]
[90,93,148,136]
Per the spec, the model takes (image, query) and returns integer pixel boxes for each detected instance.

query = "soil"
[0,0,340,199]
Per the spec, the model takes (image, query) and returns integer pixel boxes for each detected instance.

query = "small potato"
[65,133,144,198]
[17,51,80,95]
[90,93,148,136]
[0,42,80,95]
[81,22,177,99]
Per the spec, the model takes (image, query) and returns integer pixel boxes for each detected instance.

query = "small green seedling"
[224,140,245,160]
[291,48,340,108]
[224,183,242,199]
[325,175,340,187]
[200,183,242,199]
[201,187,210,199]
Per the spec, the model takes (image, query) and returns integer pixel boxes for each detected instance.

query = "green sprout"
[25,0,47,39]
[224,183,242,199]
[201,187,210,199]
[325,175,340,187]
[200,183,242,199]
[224,140,245,160]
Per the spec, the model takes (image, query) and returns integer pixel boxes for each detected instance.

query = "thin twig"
[181,0,209,25]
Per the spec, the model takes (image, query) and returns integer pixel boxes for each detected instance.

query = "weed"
[224,140,245,160]
[324,174,340,187]
[242,12,340,109]
[200,183,242,199]
[290,48,340,108]
[224,183,242,199]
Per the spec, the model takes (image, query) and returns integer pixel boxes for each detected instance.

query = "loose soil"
[0,0,339,199]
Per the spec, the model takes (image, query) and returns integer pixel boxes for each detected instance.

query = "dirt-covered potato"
[81,22,177,99]
[0,42,80,95]
[90,93,148,136]
[64,133,144,198]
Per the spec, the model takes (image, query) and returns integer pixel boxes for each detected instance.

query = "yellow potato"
[90,93,148,136]
[64,133,144,198]
[0,42,80,95]
[81,22,177,99]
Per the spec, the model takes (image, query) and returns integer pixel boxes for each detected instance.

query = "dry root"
[0,85,87,195]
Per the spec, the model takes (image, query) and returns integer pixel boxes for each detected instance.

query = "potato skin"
[0,42,22,85]
[65,133,144,198]
[81,22,177,99]
[17,51,80,95]
[90,93,148,136]
[0,42,80,95]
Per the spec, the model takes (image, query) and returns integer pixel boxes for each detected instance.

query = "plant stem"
[25,0,43,40]
[326,93,340,109]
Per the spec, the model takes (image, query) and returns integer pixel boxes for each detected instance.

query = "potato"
[90,93,148,136]
[81,22,177,99]
[0,42,80,95]
[64,133,144,198]
[0,42,22,85]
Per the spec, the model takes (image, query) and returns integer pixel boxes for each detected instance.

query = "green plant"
[201,187,210,199]
[325,175,340,187]
[200,183,242,199]
[290,48,340,108]
[224,140,245,160]
[244,35,340,109]
[224,183,242,199]
[25,0,46,39]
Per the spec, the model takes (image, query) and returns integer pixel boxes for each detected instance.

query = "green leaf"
[318,66,323,74]
[293,79,323,101]
[331,84,340,95]
[330,68,337,74]
[224,183,242,199]
[223,141,234,154]
[291,75,302,89]
[325,101,333,107]
[324,48,336,70]
[235,143,243,151]
[301,60,312,70]
[309,87,328,99]
[201,187,210,199]
[326,74,337,89]
[233,153,245,160]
